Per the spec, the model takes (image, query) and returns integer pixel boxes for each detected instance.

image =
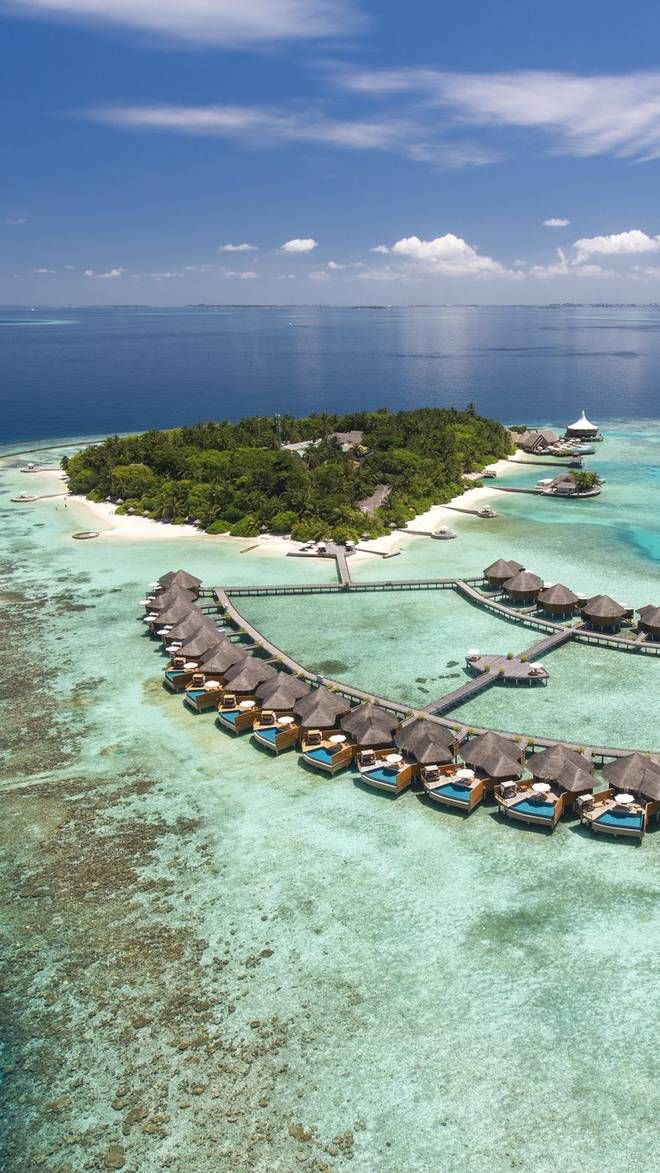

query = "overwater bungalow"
[161,609,212,646]
[536,583,579,617]
[143,583,197,614]
[394,718,473,804]
[456,731,524,810]
[503,570,544,603]
[183,640,249,711]
[146,595,195,632]
[579,753,660,838]
[637,605,660,640]
[483,558,524,589]
[496,745,594,829]
[167,625,223,662]
[564,411,602,441]
[251,674,311,753]
[155,569,202,595]
[340,703,406,793]
[296,687,353,773]
[580,594,628,631]
[216,658,278,733]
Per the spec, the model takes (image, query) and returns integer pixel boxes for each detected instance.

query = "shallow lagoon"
[2,429,660,1171]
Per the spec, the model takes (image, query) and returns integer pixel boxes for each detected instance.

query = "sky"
[3,0,660,305]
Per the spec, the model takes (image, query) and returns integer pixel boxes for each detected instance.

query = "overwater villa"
[146,595,195,633]
[154,569,202,595]
[340,703,407,793]
[296,687,353,773]
[503,570,544,603]
[452,731,525,811]
[144,585,195,618]
[579,753,660,839]
[251,673,311,753]
[183,640,249,712]
[580,594,628,631]
[216,658,278,733]
[166,624,223,663]
[496,745,594,830]
[536,583,579,617]
[564,411,602,441]
[637,605,660,641]
[483,558,524,589]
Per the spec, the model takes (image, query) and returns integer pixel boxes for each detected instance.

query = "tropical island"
[62,406,514,542]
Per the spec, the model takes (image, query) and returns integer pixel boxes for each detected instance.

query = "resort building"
[637,604,660,640]
[580,594,628,630]
[536,583,579,617]
[502,569,544,603]
[564,411,602,441]
[483,558,524,589]
[296,688,353,774]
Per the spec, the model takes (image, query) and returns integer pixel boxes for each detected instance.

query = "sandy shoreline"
[13,453,522,560]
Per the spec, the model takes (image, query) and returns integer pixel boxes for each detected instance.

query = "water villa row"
[141,570,660,841]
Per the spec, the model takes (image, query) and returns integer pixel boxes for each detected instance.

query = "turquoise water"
[2,429,660,1171]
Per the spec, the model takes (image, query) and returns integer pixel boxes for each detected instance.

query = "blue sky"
[4,0,660,304]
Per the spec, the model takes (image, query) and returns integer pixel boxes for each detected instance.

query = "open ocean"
[2,303,660,442]
[2,307,660,1171]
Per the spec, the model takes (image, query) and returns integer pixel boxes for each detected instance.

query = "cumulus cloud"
[527,247,613,280]
[219,242,257,252]
[543,218,570,227]
[380,233,514,277]
[573,229,660,261]
[3,0,361,46]
[84,266,124,279]
[280,238,317,253]
[334,66,660,162]
[370,244,390,253]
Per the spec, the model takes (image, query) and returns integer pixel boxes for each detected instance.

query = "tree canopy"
[63,408,513,541]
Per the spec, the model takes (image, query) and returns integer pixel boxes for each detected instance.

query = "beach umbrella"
[256,673,311,709]
[198,639,248,675]
[223,657,278,693]
[461,731,523,778]
[340,702,399,748]
[293,687,351,728]
[395,719,456,764]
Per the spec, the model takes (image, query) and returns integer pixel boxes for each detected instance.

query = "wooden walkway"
[455,580,563,634]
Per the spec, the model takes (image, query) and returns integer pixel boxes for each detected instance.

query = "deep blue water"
[2,304,660,443]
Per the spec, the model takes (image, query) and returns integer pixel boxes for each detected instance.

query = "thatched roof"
[528,744,591,782]
[484,558,524,580]
[155,598,196,626]
[224,657,278,693]
[556,759,596,794]
[340,702,399,748]
[150,585,196,611]
[165,610,213,641]
[461,731,524,778]
[178,626,224,658]
[198,640,248,675]
[293,686,351,728]
[395,719,455,765]
[165,569,202,592]
[158,570,178,588]
[537,583,579,607]
[256,673,311,709]
[602,752,660,797]
[504,570,543,594]
[637,605,660,630]
[581,594,626,622]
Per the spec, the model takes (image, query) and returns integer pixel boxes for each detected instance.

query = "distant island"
[62,407,514,542]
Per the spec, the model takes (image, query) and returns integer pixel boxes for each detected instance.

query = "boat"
[356,749,414,795]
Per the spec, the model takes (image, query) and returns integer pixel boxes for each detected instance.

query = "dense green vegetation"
[572,470,601,492]
[62,407,513,541]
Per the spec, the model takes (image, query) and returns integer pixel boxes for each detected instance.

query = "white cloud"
[527,247,613,280]
[84,266,124,279]
[276,273,297,280]
[220,267,259,278]
[4,0,360,46]
[327,260,343,270]
[386,233,513,277]
[543,218,570,227]
[84,103,493,170]
[280,238,317,253]
[5,215,27,225]
[219,242,257,252]
[32,266,55,274]
[308,269,329,280]
[334,67,660,162]
[573,229,660,261]
[370,244,390,253]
